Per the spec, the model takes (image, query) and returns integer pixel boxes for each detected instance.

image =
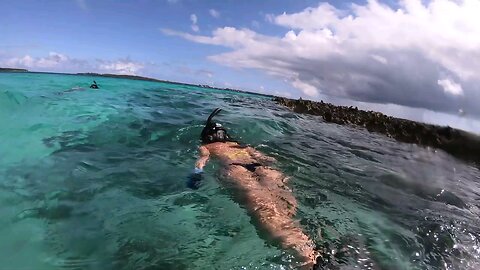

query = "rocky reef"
[274,97,480,164]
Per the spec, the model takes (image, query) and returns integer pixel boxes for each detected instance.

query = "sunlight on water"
[1,73,479,269]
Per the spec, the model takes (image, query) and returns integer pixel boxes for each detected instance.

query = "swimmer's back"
[205,142,256,164]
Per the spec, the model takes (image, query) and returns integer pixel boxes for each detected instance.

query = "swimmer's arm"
[188,146,209,189]
[195,146,210,170]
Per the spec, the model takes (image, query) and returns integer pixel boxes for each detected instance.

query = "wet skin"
[195,141,318,268]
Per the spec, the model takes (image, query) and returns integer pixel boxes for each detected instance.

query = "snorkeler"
[89,80,99,89]
[190,108,319,269]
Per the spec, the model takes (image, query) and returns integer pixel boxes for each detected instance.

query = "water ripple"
[1,73,479,269]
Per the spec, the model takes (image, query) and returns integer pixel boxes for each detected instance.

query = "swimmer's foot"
[312,255,336,270]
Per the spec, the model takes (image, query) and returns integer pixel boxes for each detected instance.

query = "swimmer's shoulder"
[204,142,249,152]
[225,141,250,149]
[203,142,225,151]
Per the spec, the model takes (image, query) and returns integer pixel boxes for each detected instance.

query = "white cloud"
[97,58,144,75]
[6,52,74,69]
[274,2,340,30]
[161,27,262,48]
[1,52,144,75]
[6,55,35,67]
[274,90,292,98]
[438,78,463,96]
[195,69,213,78]
[371,54,388,65]
[190,14,199,32]
[265,14,275,23]
[209,9,220,18]
[291,79,319,97]
[163,0,480,116]
[190,14,198,24]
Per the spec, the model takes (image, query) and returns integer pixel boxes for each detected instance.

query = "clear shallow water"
[1,73,480,270]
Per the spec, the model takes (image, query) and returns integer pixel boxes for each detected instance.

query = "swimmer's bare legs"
[226,165,317,268]
[195,144,318,268]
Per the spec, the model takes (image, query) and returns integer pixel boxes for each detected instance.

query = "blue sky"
[1,0,351,93]
[1,0,480,132]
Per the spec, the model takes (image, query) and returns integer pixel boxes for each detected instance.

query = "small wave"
[0,90,28,110]
[378,173,468,209]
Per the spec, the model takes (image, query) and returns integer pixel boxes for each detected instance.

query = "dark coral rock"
[273,96,480,164]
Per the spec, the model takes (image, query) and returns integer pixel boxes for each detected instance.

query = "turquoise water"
[1,72,479,269]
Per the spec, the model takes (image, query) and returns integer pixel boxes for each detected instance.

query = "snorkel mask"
[201,108,230,144]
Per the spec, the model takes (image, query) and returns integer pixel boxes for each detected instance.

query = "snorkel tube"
[206,108,221,124]
[200,108,230,144]
[201,108,221,140]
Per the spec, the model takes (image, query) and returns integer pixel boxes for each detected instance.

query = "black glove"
[187,168,203,190]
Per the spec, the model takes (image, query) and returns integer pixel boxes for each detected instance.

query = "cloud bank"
[2,52,145,75]
[163,0,480,116]
[96,58,144,75]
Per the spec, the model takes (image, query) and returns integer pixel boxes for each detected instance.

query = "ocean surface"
[1,72,479,270]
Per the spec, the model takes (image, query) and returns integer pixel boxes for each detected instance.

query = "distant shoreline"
[0,68,274,98]
[0,67,29,72]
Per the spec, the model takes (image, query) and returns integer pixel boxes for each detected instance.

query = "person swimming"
[190,108,320,269]
[89,80,99,89]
